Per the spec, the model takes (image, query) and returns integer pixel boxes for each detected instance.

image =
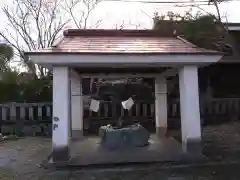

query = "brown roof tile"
[25,29,221,55]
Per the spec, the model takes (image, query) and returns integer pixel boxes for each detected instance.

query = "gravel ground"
[2,163,240,180]
[203,122,240,161]
[1,122,240,179]
[0,138,52,179]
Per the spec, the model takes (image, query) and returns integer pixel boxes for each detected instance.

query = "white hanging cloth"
[121,97,134,110]
[89,99,100,112]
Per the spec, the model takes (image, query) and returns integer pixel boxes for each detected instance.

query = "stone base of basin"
[99,123,150,149]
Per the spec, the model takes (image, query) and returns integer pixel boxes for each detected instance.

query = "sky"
[0,0,239,70]
[89,0,240,29]
[0,0,240,30]
[73,0,240,29]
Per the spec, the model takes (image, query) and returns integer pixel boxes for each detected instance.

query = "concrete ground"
[70,135,185,166]
[1,122,240,179]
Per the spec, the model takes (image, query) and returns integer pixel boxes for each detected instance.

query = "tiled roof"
[25,29,221,55]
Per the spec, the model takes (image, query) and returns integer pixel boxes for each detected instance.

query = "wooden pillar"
[52,66,70,163]
[70,69,83,140]
[155,76,168,136]
[179,66,201,154]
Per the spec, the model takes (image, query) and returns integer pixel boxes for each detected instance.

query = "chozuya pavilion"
[25,29,222,164]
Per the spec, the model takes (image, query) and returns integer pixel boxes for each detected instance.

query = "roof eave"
[24,51,224,56]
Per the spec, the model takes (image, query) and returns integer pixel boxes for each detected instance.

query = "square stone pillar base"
[72,130,83,140]
[156,127,167,136]
[52,146,70,163]
[182,138,202,155]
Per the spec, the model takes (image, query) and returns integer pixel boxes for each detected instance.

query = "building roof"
[223,22,240,31]
[25,29,221,55]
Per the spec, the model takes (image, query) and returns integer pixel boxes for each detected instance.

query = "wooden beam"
[79,73,159,78]
[79,68,178,78]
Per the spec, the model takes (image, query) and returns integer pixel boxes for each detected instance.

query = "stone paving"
[69,135,184,166]
[1,122,240,179]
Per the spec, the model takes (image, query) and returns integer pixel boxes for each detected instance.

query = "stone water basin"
[99,124,150,150]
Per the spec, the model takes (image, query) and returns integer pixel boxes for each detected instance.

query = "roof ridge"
[176,36,198,48]
[52,34,65,47]
[24,31,223,55]
[63,29,176,38]
[177,36,221,53]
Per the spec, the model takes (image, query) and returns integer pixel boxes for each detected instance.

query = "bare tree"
[63,0,102,29]
[113,20,141,29]
[0,0,101,78]
[189,0,230,22]
[0,0,68,77]
[208,0,225,21]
